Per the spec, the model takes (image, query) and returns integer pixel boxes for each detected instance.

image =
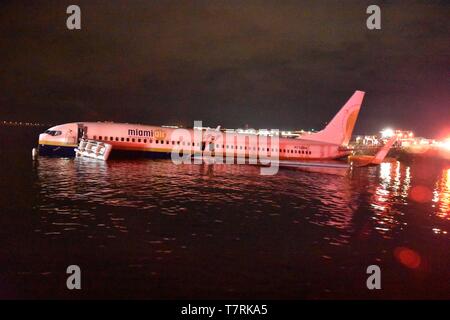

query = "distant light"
[442,138,450,150]
[381,128,394,138]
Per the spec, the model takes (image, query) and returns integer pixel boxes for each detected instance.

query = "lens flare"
[394,247,422,269]
[409,185,433,203]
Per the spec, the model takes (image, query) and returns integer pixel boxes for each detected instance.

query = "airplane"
[37,90,368,166]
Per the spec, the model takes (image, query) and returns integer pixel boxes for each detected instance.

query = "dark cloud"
[0,0,449,137]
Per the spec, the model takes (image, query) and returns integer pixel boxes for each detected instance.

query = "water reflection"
[433,168,450,220]
[368,161,409,238]
[32,157,450,245]
[4,128,450,299]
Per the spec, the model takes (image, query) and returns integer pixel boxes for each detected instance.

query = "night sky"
[1,1,449,137]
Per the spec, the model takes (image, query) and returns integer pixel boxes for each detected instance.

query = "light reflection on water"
[369,162,409,238]
[6,156,446,298]
[433,168,450,220]
[3,128,449,299]
[33,158,449,241]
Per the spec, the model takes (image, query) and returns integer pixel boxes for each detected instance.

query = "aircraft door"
[208,140,215,157]
[77,123,88,142]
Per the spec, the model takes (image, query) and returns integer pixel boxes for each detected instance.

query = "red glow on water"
[394,247,422,269]
[409,185,433,203]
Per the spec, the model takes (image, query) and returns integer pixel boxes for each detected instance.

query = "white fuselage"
[38,122,350,160]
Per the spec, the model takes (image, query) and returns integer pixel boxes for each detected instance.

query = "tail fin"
[301,90,365,146]
[371,136,397,165]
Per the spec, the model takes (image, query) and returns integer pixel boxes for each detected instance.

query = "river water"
[0,127,448,299]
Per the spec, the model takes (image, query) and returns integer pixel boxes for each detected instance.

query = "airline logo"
[128,128,167,139]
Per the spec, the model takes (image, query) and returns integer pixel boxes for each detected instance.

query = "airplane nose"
[38,132,47,143]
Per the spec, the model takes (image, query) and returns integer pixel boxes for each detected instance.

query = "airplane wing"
[370,136,397,165]
[350,136,397,167]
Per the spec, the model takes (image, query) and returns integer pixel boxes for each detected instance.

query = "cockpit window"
[45,130,62,136]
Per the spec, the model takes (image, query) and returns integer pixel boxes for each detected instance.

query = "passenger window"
[138,139,141,143]
[126,138,130,142]
[99,136,103,140]
[121,137,124,142]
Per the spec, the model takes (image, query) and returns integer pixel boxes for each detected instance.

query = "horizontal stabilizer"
[371,136,397,165]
